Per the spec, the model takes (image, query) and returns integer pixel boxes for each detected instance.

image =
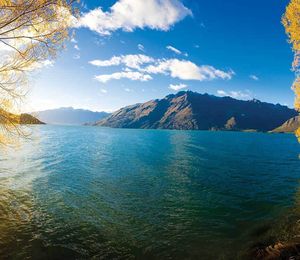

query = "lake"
[0,126,300,259]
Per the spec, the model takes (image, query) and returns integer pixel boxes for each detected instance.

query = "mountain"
[96,91,298,132]
[19,114,45,124]
[0,110,44,125]
[34,107,110,125]
[271,116,300,133]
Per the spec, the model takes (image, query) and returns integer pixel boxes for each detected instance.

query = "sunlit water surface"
[0,126,300,259]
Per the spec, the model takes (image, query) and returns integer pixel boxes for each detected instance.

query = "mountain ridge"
[271,116,300,133]
[96,91,298,132]
[33,107,110,125]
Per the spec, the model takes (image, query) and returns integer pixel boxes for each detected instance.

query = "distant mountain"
[96,91,298,132]
[34,107,110,125]
[271,116,300,133]
[0,110,44,125]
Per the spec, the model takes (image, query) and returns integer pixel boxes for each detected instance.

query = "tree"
[282,0,300,141]
[0,0,77,145]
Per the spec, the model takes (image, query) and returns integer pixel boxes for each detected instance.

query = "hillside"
[0,110,44,125]
[271,116,300,133]
[96,91,297,132]
[19,114,45,124]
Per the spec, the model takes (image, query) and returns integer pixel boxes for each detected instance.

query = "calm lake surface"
[0,126,300,259]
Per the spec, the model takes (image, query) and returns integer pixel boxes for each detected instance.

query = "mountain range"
[33,107,110,125]
[96,91,298,132]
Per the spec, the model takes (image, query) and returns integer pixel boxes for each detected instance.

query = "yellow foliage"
[283,0,300,140]
[296,127,300,142]
[283,0,300,55]
[0,0,77,145]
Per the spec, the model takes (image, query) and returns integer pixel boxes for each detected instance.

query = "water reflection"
[0,126,300,259]
[0,131,42,258]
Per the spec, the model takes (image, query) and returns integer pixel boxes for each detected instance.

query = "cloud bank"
[90,54,234,83]
[89,54,154,70]
[76,0,192,35]
[95,71,152,83]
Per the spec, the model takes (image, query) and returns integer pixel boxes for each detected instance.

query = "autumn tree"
[283,0,300,141]
[0,0,77,145]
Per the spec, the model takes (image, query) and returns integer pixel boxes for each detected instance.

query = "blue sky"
[27,0,294,112]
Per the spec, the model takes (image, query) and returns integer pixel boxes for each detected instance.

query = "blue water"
[0,126,300,259]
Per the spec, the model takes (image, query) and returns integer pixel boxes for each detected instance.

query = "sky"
[25,0,295,112]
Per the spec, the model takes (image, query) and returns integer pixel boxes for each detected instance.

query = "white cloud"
[89,54,154,70]
[90,55,234,83]
[169,83,187,91]
[95,71,152,83]
[166,45,188,56]
[217,90,227,96]
[100,89,108,93]
[74,44,80,51]
[90,56,121,67]
[138,44,145,52]
[250,75,259,81]
[76,0,192,35]
[124,88,132,92]
[167,45,182,55]
[71,38,78,43]
[144,59,234,81]
[217,89,252,100]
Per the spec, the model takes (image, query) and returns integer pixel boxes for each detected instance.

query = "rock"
[271,116,300,133]
[251,242,300,260]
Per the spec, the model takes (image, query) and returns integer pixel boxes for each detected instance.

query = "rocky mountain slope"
[96,91,298,132]
[271,116,300,133]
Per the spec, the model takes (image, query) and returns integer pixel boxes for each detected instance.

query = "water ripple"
[0,126,299,259]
